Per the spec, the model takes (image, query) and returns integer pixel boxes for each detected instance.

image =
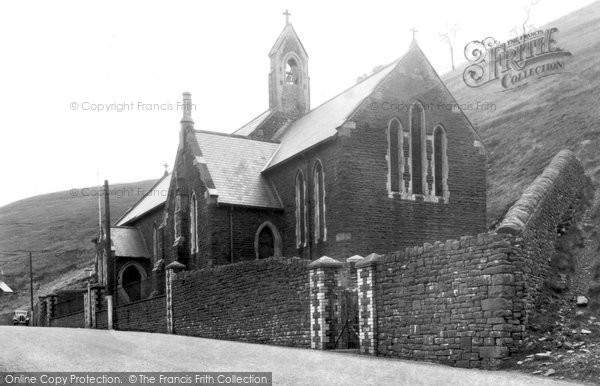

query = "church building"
[100,15,487,298]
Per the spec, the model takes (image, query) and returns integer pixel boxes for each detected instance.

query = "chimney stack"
[181,92,194,123]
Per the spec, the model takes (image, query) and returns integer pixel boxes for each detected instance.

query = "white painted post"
[356,253,381,355]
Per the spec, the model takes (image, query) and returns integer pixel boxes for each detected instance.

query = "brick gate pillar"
[356,253,381,355]
[46,294,57,327]
[308,256,344,350]
[166,261,186,334]
[90,284,104,328]
[38,296,47,327]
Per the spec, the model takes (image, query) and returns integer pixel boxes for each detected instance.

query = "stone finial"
[307,256,344,269]
[166,261,186,272]
[356,253,382,268]
[346,255,364,263]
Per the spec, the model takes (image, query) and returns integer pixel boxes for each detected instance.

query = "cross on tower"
[283,9,291,25]
[163,163,169,174]
[410,27,418,41]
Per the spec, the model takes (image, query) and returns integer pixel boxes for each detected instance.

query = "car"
[13,310,30,326]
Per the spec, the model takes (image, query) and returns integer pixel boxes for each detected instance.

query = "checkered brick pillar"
[90,285,102,328]
[356,253,381,355]
[308,256,344,350]
[166,261,186,334]
[37,297,47,327]
[84,289,90,328]
[46,294,57,327]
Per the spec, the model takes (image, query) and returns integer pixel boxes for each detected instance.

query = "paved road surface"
[0,327,581,385]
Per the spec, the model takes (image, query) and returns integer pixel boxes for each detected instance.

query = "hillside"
[442,1,600,223]
[0,179,156,315]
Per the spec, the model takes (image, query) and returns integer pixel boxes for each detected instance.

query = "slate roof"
[233,109,272,136]
[264,58,399,170]
[116,173,171,226]
[110,226,149,258]
[194,131,282,209]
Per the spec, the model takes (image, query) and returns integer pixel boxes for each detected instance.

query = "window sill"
[388,191,449,204]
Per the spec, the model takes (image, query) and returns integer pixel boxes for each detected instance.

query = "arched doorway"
[258,227,274,259]
[254,221,282,259]
[118,263,146,303]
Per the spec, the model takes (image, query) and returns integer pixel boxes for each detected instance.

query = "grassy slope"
[0,179,156,314]
[442,1,600,224]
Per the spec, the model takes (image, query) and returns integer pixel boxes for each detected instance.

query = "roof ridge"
[232,108,272,135]
[271,56,402,141]
[411,43,486,146]
[195,129,280,144]
[114,173,170,226]
[344,50,413,122]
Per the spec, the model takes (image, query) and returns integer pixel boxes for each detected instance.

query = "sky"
[0,0,596,207]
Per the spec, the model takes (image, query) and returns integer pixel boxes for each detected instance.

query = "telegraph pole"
[29,252,34,326]
[104,180,114,330]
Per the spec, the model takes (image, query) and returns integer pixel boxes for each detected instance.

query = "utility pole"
[29,252,34,326]
[104,180,114,330]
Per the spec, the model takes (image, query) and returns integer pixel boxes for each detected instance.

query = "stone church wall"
[171,256,311,347]
[266,140,346,260]
[337,51,487,256]
[129,208,164,259]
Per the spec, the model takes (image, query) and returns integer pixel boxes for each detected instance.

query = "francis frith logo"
[463,27,572,89]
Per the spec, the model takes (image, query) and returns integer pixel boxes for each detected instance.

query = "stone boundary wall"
[171,256,311,347]
[358,233,525,368]
[49,310,85,328]
[356,150,587,368]
[95,309,108,330]
[497,149,586,316]
[113,295,166,333]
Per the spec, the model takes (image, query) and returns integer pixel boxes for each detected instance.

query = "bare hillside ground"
[0,179,156,315]
[443,1,600,224]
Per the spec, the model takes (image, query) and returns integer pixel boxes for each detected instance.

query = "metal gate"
[333,288,360,349]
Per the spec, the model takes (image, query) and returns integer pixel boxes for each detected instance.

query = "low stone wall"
[171,256,311,347]
[114,295,166,333]
[95,309,107,329]
[50,311,85,328]
[357,233,525,368]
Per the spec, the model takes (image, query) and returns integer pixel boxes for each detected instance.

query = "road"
[0,327,582,385]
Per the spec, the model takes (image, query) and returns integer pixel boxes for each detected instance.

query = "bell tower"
[268,10,310,118]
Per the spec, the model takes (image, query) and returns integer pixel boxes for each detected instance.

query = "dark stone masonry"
[171,257,311,347]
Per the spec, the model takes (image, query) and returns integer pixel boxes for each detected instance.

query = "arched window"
[152,223,158,260]
[313,161,326,242]
[295,170,307,247]
[285,57,300,85]
[189,192,198,254]
[410,102,425,195]
[388,119,402,193]
[433,125,448,198]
